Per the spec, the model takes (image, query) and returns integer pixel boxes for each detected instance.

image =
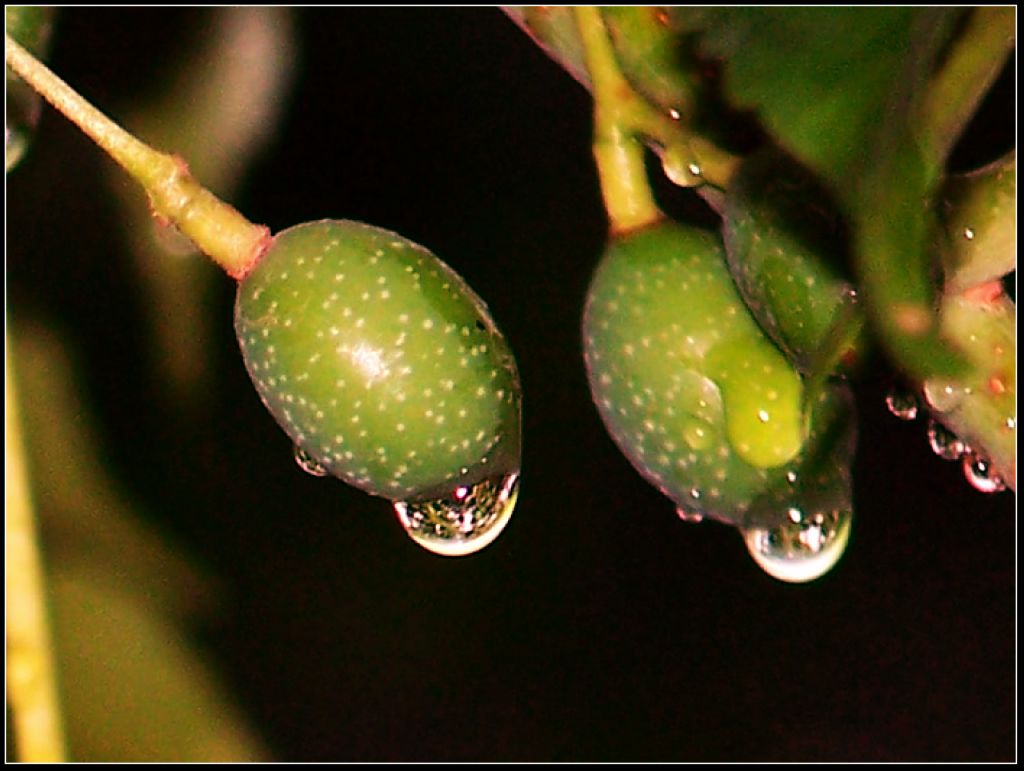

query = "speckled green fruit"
[723,148,857,372]
[235,220,521,502]
[583,219,855,528]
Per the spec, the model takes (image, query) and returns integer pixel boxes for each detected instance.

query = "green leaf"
[672,8,960,189]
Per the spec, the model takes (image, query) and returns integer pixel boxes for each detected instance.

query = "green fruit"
[583,218,855,529]
[235,219,521,502]
[723,147,856,372]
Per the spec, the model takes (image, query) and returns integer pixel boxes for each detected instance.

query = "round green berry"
[723,148,858,372]
[235,219,521,502]
[583,218,855,528]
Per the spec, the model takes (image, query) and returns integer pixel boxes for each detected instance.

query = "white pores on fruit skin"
[235,219,522,501]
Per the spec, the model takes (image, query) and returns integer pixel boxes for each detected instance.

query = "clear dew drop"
[961,452,1006,494]
[884,386,919,421]
[676,506,704,524]
[393,472,520,557]
[926,419,966,461]
[293,445,329,477]
[922,379,964,413]
[741,507,852,583]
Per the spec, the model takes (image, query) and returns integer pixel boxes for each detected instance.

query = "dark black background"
[7,8,1016,762]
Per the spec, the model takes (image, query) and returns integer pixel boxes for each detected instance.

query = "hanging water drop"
[294,445,329,477]
[676,506,704,524]
[884,386,919,421]
[922,379,964,413]
[961,452,1006,494]
[926,419,966,461]
[741,507,852,583]
[393,471,520,556]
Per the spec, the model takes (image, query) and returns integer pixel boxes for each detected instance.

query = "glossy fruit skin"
[235,220,521,501]
[583,219,854,528]
[723,148,855,372]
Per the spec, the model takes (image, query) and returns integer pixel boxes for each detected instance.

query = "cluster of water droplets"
[295,443,520,556]
[884,383,1007,494]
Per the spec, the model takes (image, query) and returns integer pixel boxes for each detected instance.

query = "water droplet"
[742,507,852,583]
[926,419,965,461]
[393,472,519,556]
[885,386,919,421]
[668,108,681,121]
[675,506,704,524]
[961,452,1006,494]
[660,142,704,187]
[963,227,975,241]
[294,445,329,477]
[922,379,964,413]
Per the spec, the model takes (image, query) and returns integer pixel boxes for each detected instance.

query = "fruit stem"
[575,6,662,233]
[4,34,270,280]
[5,339,67,762]
[917,6,1015,166]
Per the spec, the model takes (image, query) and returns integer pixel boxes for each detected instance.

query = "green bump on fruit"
[235,219,521,501]
[583,219,841,527]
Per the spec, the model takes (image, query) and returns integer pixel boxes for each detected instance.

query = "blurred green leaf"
[108,7,297,408]
[13,318,269,761]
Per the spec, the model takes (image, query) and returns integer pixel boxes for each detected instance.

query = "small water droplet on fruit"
[961,452,1006,494]
[741,507,852,583]
[393,472,519,556]
[675,506,704,524]
[922,379,963,413]
[926,419,966,461]
[294,445,329,477]
[885,386,919,421]
[963,227,975,241]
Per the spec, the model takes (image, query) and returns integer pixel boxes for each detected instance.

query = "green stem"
[917,6,1015,165]
[5,34,270,280]
[575,6,661,233]
[574,7,741,232]
[6,338,67,762]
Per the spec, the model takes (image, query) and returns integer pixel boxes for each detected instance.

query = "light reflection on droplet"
[922,380,963,413]
[961,452,1006,494]
[393,472,519,556]
[294,445,329,477]
[742,507,852,583]
[926,419,966,461]
[676,506,704,524]
[885,386,919,421]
